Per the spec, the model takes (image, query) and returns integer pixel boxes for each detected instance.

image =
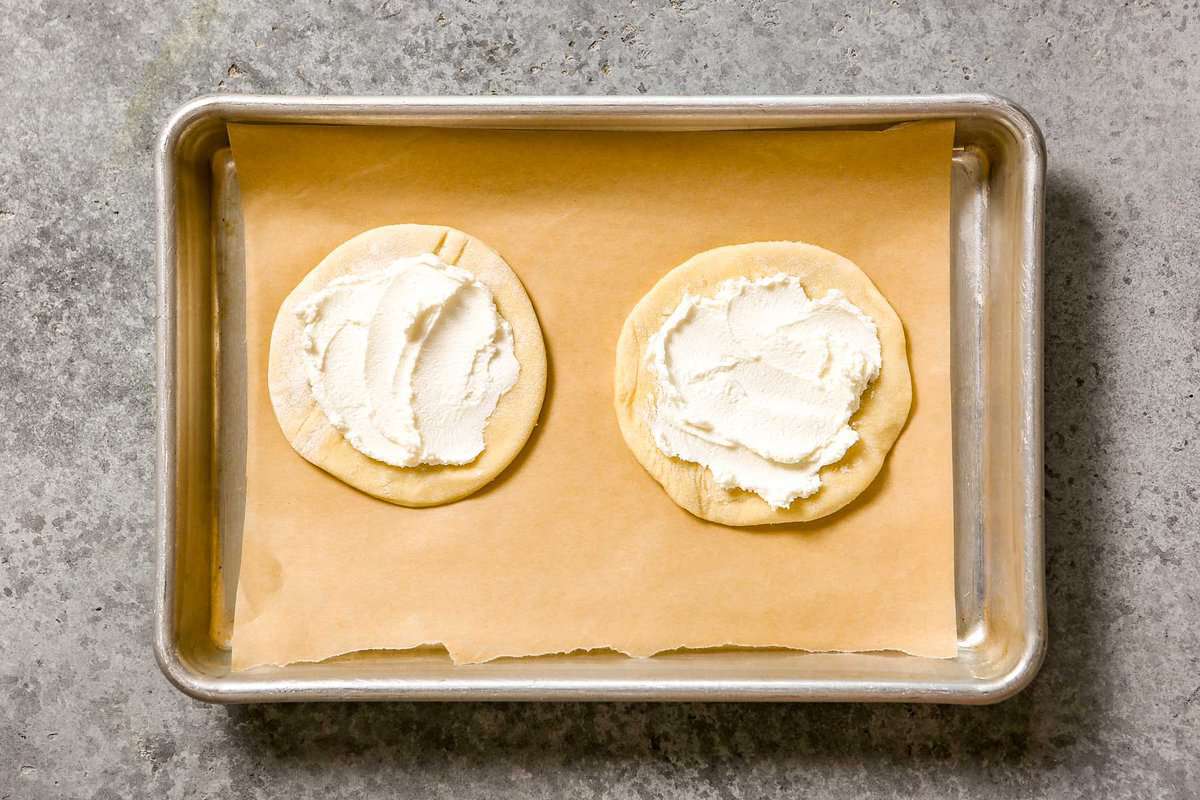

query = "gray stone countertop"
[1,1,1197,798]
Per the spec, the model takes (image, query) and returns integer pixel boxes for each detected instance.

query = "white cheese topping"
[295,254,519,468]
[645,273,881,509]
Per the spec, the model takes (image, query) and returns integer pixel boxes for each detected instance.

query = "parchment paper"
[228,120,957,668]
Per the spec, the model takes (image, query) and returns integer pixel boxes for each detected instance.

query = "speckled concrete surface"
[1,1,1198,797]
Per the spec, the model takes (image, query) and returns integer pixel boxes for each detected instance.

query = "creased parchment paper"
[228,120,957,669]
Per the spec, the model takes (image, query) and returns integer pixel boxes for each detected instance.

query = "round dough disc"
[614,241,912,526]
[269,224,547,507]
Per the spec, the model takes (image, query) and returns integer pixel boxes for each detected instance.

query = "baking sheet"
[227,120,957,669]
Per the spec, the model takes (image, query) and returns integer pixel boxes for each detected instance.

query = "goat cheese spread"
[644,273,881,508]
[295,254,519,468]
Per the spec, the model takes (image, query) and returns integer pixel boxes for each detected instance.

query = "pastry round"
[614,241,912,526]
[269,224,547,506]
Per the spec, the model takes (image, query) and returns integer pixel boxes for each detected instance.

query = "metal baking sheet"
[154,95,1045,703]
